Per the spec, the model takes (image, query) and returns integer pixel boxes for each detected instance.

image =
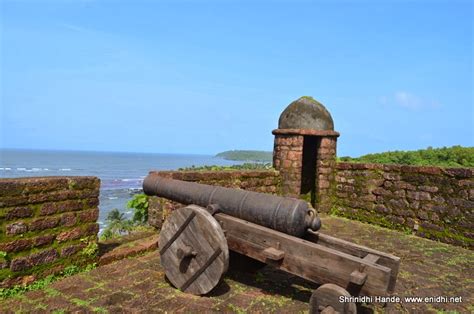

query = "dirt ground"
[1,215,473,313]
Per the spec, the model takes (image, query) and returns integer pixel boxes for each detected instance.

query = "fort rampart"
[0,177,100,288]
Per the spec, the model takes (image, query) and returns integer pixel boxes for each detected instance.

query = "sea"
[0,149,242,231]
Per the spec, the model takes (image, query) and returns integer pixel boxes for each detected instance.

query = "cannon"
[144,175,400,313]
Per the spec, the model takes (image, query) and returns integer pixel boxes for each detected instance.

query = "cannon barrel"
[143,175,321,237]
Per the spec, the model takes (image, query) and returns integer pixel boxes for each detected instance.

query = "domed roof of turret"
[278,96,334,131]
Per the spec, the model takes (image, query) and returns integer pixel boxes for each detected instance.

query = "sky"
[1,0,472,157]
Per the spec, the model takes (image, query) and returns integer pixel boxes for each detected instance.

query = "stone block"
[372,188,391,196]
[420,221,443,232]
[60,244,84,257]
[10,257,30,272]
[444,168,473,178]
[417,211,429,220]
[0,239,33,253]
[78,208,99,223]
[407,191,431,201]
[383,173,401,181]
[458,179,474,187]
[28,249,59,267]
[393,190,406,198]
[60,212,77,227]
[383,180,393,188]
[6,222,28,235]
[418,185,439,193]
[56,227,83,242]
[318,179,330,189]
[5,207,34,220]
[29,217,60,232]
[282,159,292,168]
[34,235,55,247]
[40,199,86,215]
[374,205,390,214]
[394,181,416,190]
[388,198,409,210]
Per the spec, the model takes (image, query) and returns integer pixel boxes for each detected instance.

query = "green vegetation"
[339,146,474,168]
[178,162,273,171]
[216,150,272,162]
[128,194,148,224]
[80,238,99,258]
[100,194,150,241]
[0,263,96,299]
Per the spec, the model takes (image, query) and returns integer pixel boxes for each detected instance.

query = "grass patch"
[0,263,97,300]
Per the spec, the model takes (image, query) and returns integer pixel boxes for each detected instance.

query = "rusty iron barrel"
[143,175,321,237]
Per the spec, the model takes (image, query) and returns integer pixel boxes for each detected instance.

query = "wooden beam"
[215,213,393,296]
[304,231,400,293]
[263,247,285,261]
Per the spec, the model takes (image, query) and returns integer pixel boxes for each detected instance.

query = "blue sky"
[1,0,472,156]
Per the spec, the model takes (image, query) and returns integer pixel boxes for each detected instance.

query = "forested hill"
[215,150,272,162]
[339,146,474,168]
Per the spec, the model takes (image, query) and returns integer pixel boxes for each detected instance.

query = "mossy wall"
[147,170,281,229]
[332,163,473,248]
[0,177,100,288]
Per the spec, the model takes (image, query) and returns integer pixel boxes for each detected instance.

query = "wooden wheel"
[158,205,229,295]
[309,284,357,314]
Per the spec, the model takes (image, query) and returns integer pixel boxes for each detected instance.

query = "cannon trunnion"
[144,175,400,313]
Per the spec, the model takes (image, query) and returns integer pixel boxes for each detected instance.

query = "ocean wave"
[14,167,49,172]
[108,197,118,200]
[59,168,72,171]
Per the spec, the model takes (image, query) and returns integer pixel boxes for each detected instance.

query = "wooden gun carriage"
[143,175,400,313]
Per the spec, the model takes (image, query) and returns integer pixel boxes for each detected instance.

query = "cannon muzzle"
[143,174,321,237]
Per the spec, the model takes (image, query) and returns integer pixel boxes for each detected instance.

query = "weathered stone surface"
[6,206,34,220]
[0,239,33,253]
[10,257,30,272]
[1,175,100,286]
[6,222,28,235]
[40,199,85,216]
[56,227,83,242]
[407,191,431,201]
[34,235,56,247]
[78,208,99,223]
[60,212,77,227]
[29,217,60,231]
[29,249,59,267]
[9,248,59,272]
[334,162,473,247]
[278,96,334,130]
[60,244,84,257]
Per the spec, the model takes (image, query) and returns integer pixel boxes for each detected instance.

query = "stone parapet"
[0,176,100,288]
[333,162,474,248]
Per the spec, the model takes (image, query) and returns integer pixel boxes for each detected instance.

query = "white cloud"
[394,91,422,109]
[380,91,441,111]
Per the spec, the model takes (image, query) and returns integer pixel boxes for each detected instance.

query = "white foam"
[17,167,26,171]
[108,197,118,200]
[5,168,11,171]
[59,168,72,171]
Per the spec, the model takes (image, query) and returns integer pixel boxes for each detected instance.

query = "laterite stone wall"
[147,170,280,229]
[332,163,474,248]
[0,177,100,288]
